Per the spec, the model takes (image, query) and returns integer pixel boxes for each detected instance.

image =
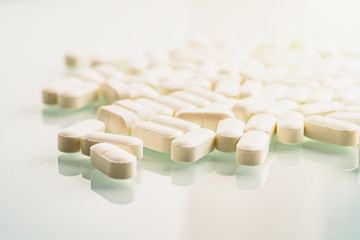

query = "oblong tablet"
[42,77,83,105]
[58,82,99,109]
[304,115,359,146]
[216,118,245,152]
[94,64,125,79]
[131,121,183,153]
[155,96,196,113]
[171,128,216,163]
[327,111,360,126]
[114,99,154,121]
[170,91,212,108]
[277,111,304,144]
[82,132,143,159]
[231,96,276,121]
[90,143,137,179]
[175,108,234,131]
[75,68,105,85]
[128,83,159,99]
[245,113,277,139]
[282,85,312,103]
[149,115,200,133]
[103,79,131,104]
[58,119,105,153]
[215,80,241,98]
[135,98,173,116]
[295,102,343,116]
[185,86,225,102]
[236,131,269,166]
[97,105,139,135]
[259,100,298,116]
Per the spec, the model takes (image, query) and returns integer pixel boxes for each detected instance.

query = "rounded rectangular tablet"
[114,99,154,121]
[135,98,173,116]
[149,115,200,133]
[327,111,360,126]
[170,91,212,108]
[42,77,83,105]
[155,96,196,113]
[58,119,105,153]
[185,86,225,102]
[304,115,359,146]
[128,83,159,99]
[90,143,137,179]
[215,80,241,98]
[75,68,105,85]
[231,96,276,121]
[103,79,131,104]
[131,121,183,153]
[277,111,304,144]
[216,118,245,152]
[97,105,139,135]
[295,102,343,116]
[82,132,143,159]
[239,80,262,99]
[282,85,312,103]
[171,128,216,163]
[94,64,125,79]
[258,100,298,116]
[175,108,234,131]
[245,113,277,139]
[236,130,269,166]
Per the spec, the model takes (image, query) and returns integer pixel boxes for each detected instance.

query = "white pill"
[134,98,173,116]
[122,75,159,87]
[57,82,99,109]
[103,79,131,104]
[42,77,83,105]
[90,143,137,179]
[158,81,186,95]
[185,86,225,102]
[304,115,359,146]
[128,83,159,99]
[283,85,312,103]
[75,68,105,85]
[231,96,276,121]
[327,112,360,126]
[305,88,334,103]
[149,115,200,133]
[258,100,298,116]
[131,121,183,153]
[176,108,234,131]
[277,111,304,144]
[170,91,212,108]
[261,83,289,99]
[155,96,196,113]
[236,130,269,166]
[97,105,139,135]
[58,119,105,153]
[114,99,154,121]
[171,128,216,163]
[239,80,263,98]
[215,80,241,98]
[245,113,277,139]
[295,101,343,116]
[81,132,143,159]
[94,64,125,79]
[216,118,245,152]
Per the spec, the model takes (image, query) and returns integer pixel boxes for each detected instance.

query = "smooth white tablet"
[131,121,183,153]
[94,64,125,79]
[283,85,312,103]
[82,132,143,159]
[75,68,105,85]
[327,112,360,126]
[295,102,343,116]
[305,88,333,103]
[261,83,289,99]
[216,118,245,152]
[175,108,235,131]
[90,143,137,179]
[258,100,298,116]
[103,79,131,104]
[185,86,225,102]
[277,111,304,144]
[215,80,241,98]
[231,96,276,121]
[58,119,105,153]
[128,83,159,99]
[239,80,262,98]
[170,91,212,108]
[57,82,99,109]
[97,105,139,135]
[155,96,196,113]
[149,115,200,133]
[245,113,277,139]
[236,130,269,166]
[114,99,154,121]
[135,98,173,116]
[304,115,359,146]
[42,77,83,105]
[171,128,216,163]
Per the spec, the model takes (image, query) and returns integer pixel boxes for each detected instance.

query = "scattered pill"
[277,111,304,144]
[295,101,343,116]
[245,113,277,139]
[170,91,212,108]
[103,79,131,104]
[135,98,173,116]
[236,130,269,166]
[155,96,196,113]
[216,118,245,152]
[114,99,154,121]
[57,82,99,109]
[42,77,83,105]
[327,111,360,126]
[149,115,200,133]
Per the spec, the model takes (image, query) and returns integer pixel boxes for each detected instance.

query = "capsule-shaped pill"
[103,79,131,103]
[327,111,360,126]
[155,96,196,113]
[170,91,212,108]
[277,111,304,144]
[114,99,154,121]
[296,102,343,116]
[135,98,173,116]
[149,115,200,133]
[57,82,99,109]
[236,131,269,166]
[216,118,245,152]
[42,77,84,105]
[245,113,277,139]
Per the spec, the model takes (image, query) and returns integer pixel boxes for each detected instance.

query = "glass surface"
[2,0,360,239]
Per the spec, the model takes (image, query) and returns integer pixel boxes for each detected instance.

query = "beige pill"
[170,91,212,108]
[57,82,99,109]
[58,119,105,153]
[75,68,105,85]
[231,96,276,121]
[135,98,173,116]
[155,96,196,113]
[305,88,333,103]
[261,83,289,99]
[114,99,154,121]
[82,132,143,159]
[258,100,298,116]
[245,113,277,139]
[131,121,183,153]
[176,108,234,131]
[277,111,304,144]
[239,80,263,99]
[42,77,83,105]
[304,115,359,146]
[149,115,200,133]
[171,128,216,163]
[216,118,245,152]
[103,79,131,104]
[296,102,343,116]
[327,111,360,126]
[128,83,159,99]
[236,130,269,166]
[94,64,125,79]
[90,143,137,179]
[215,80,241,98]
[283,85,312,103]
[97,105,139,135]
[185,86,225,102]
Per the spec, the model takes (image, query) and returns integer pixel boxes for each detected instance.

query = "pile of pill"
[43,35,360,181]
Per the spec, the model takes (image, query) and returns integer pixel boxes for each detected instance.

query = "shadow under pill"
[140,148,173,176]
[215,151,237,176]
[58,152,86,176]
[275,140,303,168]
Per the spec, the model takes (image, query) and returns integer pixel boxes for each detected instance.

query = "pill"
[94,64,125,79]
[81,132,143,159]
[185,86,225,102]
[42,77,83,105]
[215,80,241,98]
[261,83,289,99]
[114,99,154,121]
[277,111,304,144]
[236,130,269,166]
[245,113,277,139]
[57,82,100,109]
[171,128,216,162]
[295,101,343,116]
[304,115,359,146]
[149,115,200,133]
[103,79,131,104]
[58,119,105,153]
[327,112,360,126]
[122,75,159,87]
[231,96,276,121]
[258,100,298,116]
[90,143,137,179]
[305,88,334,103]
[97,105,139,135]
[158,81,186,95]
[283,85,312,103]
[186,78,213,90]
[128,83,159,99]
[239,80,263,99]
[131,121,183,153]
[216,118,245,152]
[155,96,196,113]
[75,68,105,85]
[135,98,173,116]
[176,108,234,131]
[170,91,212,108]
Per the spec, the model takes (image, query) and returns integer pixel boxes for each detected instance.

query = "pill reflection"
[215,151,237,176]
[58,153,84,176]
[140,148,173,176]
[275,141,303,167]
